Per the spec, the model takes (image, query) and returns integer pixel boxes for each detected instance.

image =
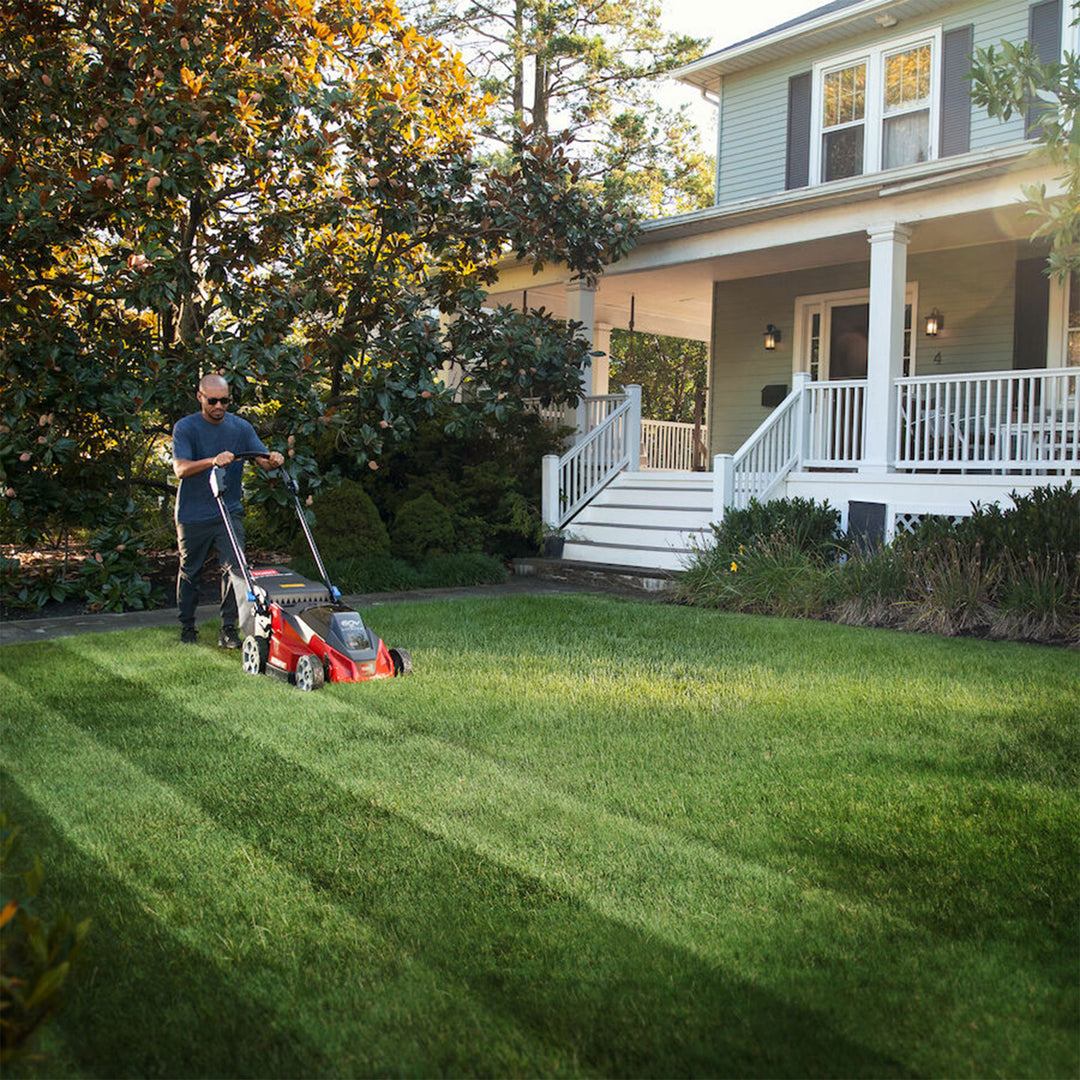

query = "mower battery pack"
[231,567,332,638]
[247,567,332,607]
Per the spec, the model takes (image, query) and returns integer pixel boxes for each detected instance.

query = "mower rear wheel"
[389,647,413,676]
[242,635,269,676]
[295,653,325,692]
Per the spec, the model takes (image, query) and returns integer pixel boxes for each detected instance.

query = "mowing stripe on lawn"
[2,597,1076,1079]
[1,639,913,1079]
[0,672,594,1077]
[35,628,1077,1077]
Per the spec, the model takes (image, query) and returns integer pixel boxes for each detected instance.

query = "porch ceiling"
[484,202,1035,343]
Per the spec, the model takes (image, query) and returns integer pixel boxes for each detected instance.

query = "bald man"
[172,374,284,646]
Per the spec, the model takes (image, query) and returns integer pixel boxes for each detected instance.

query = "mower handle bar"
[219,449,340,604]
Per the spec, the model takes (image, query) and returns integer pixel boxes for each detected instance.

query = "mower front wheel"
[295,653,325,692]
[389,647,413,676]
[242,635,269,676]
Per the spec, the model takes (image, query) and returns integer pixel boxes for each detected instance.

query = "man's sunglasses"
[202,395,230,405]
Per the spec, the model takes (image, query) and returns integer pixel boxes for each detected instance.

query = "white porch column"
[863,224,911,474]
[591,323,612,396]
[566,279,597,433]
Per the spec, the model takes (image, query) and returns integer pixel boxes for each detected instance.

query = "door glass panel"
[809,312,822,381]
[829,304,869,379]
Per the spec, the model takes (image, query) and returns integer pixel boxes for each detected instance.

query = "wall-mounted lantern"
[924,308,944,336]
[763,324,781,351]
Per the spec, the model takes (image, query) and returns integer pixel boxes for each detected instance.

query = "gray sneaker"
[218,628,242,649]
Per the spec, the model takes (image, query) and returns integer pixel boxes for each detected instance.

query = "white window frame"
[809,27,943,184]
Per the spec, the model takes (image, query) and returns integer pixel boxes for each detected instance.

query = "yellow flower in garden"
[730,561,738,572]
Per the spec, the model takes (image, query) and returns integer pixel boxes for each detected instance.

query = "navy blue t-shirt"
[172,412,268,524]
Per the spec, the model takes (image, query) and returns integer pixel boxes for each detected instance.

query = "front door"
[797,289,914,380]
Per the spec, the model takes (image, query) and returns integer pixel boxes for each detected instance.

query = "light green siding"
[714,0,1041,208]
[708,242,1023,454]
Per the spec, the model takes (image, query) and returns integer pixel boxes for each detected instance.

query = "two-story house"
[486,0,1079,571]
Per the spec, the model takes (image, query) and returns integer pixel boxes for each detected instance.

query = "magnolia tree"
[968,6,1079,279]
[0,0,635,595]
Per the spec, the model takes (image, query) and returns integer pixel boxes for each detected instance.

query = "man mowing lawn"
[171,373,284,648]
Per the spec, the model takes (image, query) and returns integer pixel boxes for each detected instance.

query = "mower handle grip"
[229,450,278,463]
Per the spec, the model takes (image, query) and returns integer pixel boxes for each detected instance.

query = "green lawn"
[2,594,1077,1078]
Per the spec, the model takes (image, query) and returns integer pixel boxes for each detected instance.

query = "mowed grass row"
[2,594,1077,1078]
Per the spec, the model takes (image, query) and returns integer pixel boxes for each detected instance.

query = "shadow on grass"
[6,641,916,1079]
[2,772,333,1080]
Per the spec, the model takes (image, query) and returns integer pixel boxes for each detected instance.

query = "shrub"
[0,813,90,1066]
[831,543,913,628]
[358,406,565,559]
[291,551,507,593]
[679,535,834,617]
[295,478,390,564]
[900,539,999,637]
[959,481,1080,562]
[391,492,455,564]
[415,553,507,588]
[990,552,1080,645]
[710,496,843,560]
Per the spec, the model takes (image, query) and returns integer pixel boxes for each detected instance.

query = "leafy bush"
[901,539,1000,637]
[290,551,506,594]
[710,496,842,559]
[391,492,455,564]
[680,485,1079,646]
[414,553,508,588]
[0,556,75,614]
[358,406,565,559]
[295,478,390,564]
[960,481,1079,562]
[990,552,1080,645]
[0,813,90,1066]
[679,535,834,617]
[78,525,165,613]
[831,543,913,628]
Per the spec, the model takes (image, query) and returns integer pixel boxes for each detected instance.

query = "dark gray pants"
[176,517,244,631]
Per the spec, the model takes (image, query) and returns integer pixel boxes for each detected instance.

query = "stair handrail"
[712,373,809,520]
[543,385,641,530]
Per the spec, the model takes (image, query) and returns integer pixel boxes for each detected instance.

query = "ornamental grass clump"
[679,484,1079,646]
[990,551,1080,645]
[677,497,842,615]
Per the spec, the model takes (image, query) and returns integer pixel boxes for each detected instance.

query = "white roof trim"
[675,0,924,86]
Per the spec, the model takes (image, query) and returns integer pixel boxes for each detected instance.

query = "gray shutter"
[1013,256,1050,369]
[940,25,973,157]
[786,71,812,190]
[1026,0,1062,138]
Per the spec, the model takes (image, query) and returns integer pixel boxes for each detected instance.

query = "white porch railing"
[583,394,625,431]
[542,386,642,529]
[712,372,809,515]
[641,419,708,471]
[805,379,866,467]
[895,367,1079,473]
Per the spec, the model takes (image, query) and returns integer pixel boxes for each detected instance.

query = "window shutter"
[786,71,812,189]
[1026,0,1062,138]
[940,25,973,157]
[1013,257,1050,369]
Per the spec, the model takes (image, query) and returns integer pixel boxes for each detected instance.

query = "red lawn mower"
[210,454,411,690]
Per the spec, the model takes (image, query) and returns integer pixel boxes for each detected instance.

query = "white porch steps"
[561,471,714,572]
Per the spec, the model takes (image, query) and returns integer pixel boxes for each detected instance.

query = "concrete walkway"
[0,577,602,647]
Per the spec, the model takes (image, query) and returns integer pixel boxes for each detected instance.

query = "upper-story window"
[813,30,941,183]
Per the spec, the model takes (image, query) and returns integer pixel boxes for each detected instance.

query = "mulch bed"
[1,544,291,622]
